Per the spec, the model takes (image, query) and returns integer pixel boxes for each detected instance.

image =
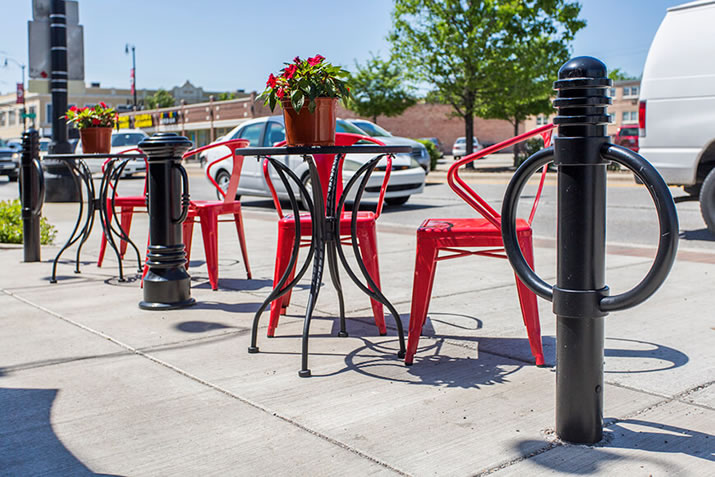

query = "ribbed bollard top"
[553,56,612,136]
[139,132,193,159]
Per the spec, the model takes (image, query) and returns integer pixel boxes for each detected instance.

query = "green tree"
[390,0,585,164]
[145,89,175,109]
[217,91,237,101]
[608,68,638,81]
[347,53,416,123]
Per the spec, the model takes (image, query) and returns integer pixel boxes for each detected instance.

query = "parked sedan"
[202,116,426,206]
[0,139,20,182]
[345,118,430,172]
[452,136,482,160]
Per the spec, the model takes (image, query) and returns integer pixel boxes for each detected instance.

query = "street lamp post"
[3,57,27,130]
[125,44,137,110]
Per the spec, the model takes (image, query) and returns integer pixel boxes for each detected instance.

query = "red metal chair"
[264,133,393,338]
[181,138,252,290]
[405,124,556,366]
[97,148,147,268]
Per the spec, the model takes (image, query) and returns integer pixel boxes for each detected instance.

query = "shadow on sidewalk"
[0,388,122,476]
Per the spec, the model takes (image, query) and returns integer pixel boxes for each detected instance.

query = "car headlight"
[409,158,422,169]
[11,152,20,163]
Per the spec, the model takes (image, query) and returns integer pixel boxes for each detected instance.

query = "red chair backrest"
[447,123,555,228]
[101,147,149,196]
[182,138,250,204]
[265,132,389,218]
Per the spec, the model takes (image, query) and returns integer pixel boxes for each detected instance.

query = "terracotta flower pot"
[281,97,337,146]
[80,127,112,154]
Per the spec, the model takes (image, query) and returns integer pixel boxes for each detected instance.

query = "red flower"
[284,64,298,79]
[92,118,101,125]
[307,54,325,66]
[266,73,277,89]
[276,88,285,99]
[99,101,107,108]
[293,56,301,63]
[69,105,78,112]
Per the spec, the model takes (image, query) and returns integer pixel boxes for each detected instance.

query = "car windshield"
[352,121,392,137]
[112,133,146,147]
[619,127,638,136]
[336,119,368,135]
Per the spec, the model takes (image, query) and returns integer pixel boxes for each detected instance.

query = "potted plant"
[64,102,118,154]
[260,55,350,146]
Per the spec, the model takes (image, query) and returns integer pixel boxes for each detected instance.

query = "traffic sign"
[22,112,37,119]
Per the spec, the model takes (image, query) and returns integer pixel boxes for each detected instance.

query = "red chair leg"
[183,217,196,270]
[198,210,219,291]
[515,234,544,366]
[233,209,252,279]
[405,236,440,365]
[97,204,112,267]
[119,206,134,258]
[268,225,295,337]
[356,224,386,335]
[280,262,297,315]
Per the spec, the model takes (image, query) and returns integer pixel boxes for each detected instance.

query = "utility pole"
[125,44,137,110]
[3,57,27,130]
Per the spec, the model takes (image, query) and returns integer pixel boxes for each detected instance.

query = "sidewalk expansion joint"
[2,288,412,477]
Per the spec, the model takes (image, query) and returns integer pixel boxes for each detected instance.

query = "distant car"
[614,124,639,152]
[419,137,444,157]
[0,139,20,182]
[6,138,22,152]
[201,116,425,206]
[345,119,430,172]
[451,136,482,160]
[38,137,51,159]
[78,129,149,176]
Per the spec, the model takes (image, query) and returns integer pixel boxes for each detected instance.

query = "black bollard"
[138,133,195,310]
[501,56,678,444]
[20,129,45,262]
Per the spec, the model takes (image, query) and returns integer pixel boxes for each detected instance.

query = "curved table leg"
[51,160,86,283]
[325,154,347,337]
[74,160,96,274]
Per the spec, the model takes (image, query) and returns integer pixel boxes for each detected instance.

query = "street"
[1,154,713,253]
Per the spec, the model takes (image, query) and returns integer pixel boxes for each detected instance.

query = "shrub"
[0,199,57,245]
[416,139,440,170]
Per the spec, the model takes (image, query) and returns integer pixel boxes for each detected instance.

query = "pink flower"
[266,73,277,88]
[307,54,324,66]
[99,101,107,108]
[283,64,298,79]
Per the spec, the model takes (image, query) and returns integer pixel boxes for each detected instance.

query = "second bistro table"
[45,153,146,283]
[239,144,412,377]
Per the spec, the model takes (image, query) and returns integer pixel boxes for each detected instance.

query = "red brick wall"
[337,102,518,153]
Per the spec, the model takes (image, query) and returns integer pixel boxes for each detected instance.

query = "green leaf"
[291,89,304,112]
[269,94,277,112]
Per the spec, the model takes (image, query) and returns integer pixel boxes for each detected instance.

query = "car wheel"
[215,169,231,200]
[385,196,410,206]
[699,168,715,234]
[8,173,18,182]
[684,183,701,197]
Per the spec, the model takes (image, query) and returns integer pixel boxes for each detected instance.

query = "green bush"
[416,139,440,170]
[0,199,56,245]
[516,137,546,166]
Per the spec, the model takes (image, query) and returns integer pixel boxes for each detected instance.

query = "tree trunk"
[373,115,378,124]
[464,92,475,169]
[512,119,520,168]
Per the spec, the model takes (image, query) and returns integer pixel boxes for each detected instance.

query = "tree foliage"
[389,0,585,164]
[347,53,417,123]
[608,68,638,81]
[217,91,237,101]
[145,89,175,109]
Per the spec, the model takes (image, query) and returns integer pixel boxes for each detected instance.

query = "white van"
[639,0,715,233]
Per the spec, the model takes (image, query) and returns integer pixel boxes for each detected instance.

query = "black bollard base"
[140,267,195,310]
[43,165,80,202]
[23,217,41,262]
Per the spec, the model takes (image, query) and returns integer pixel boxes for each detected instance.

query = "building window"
[46,103,53,123]
[609,113,615,123]
[622,111,637,122]
[609,88,616,98]
[623,86,639,98]
[8,110,15,125]
[0,111,5,127]
[631,86,639,97]
[630,111,637,122]
[536,116,542,126]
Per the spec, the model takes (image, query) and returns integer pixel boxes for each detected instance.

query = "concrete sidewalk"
[0,200,713,475]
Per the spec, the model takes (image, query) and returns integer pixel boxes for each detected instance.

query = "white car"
[78,129,149,176]
[345,118,430,172]
[451,136,482,160]
[201,116,426,206]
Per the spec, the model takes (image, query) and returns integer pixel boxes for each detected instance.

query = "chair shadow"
[0,388,123,476]
[678,228,715,242]
[191,277,277,292]
[186,301,264,313]
[514,419,714,474]
[604,337,689,374]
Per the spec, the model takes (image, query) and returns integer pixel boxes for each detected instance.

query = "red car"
[614,124,639,152]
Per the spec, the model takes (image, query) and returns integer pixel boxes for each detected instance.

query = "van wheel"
[684,184,701,196]
[699,168,715,234]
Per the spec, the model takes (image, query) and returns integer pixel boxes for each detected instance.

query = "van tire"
[699,168,715,234]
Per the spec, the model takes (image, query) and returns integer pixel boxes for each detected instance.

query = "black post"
[552,57,612,443]
[138,133,195,310]
[44,0,79,202]
[20,129,44,262]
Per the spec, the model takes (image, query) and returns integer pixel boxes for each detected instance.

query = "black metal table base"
[241,145,408,377]
[47,154,144,283]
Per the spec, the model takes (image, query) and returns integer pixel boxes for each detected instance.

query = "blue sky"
[0,0,686,95]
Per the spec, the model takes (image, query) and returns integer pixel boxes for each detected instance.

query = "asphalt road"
[2,154,713,252]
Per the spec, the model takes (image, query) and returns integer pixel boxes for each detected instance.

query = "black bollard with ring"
[20,129,45,262]
[500,57,679,444]
[138,132,195,310]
